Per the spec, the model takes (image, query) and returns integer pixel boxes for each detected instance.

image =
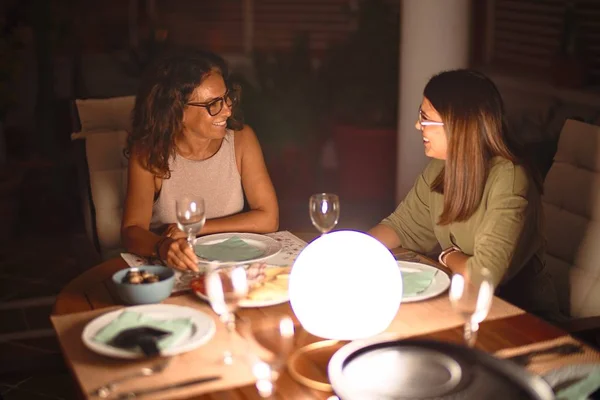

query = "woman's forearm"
[201,208,279,235]
[444,250,469,275]
[122,225,164,258]
[367,224,402,249]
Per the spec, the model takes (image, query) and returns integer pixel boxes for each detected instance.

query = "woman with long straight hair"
[369,69,562,322]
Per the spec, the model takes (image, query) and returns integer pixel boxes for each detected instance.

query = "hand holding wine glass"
[175,196,206,247]
[449,266,494,348]
[309,193,340,235]
[205,264,249,365]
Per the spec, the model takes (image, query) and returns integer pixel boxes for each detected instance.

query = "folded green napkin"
[93,311,192,350]
[194,236,264,262]
[556,368,600,400]
[402,270,436,297]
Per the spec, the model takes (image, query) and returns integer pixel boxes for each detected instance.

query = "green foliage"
[240,33,320,151]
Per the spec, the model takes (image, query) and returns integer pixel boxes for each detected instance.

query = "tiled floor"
[0,157,394,399]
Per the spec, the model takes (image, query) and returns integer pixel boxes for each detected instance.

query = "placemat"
[121,231,308,294]
[496,335,600,375]
[386,294,525,337]
[51,296,256,400]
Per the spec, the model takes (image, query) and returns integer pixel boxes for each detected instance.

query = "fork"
[89,357,172,398]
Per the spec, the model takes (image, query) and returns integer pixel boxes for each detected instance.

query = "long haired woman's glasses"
[187,88,239,116]
[418,108,444,129]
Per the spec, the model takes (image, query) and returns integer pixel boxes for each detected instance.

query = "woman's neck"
[175,132,222,161]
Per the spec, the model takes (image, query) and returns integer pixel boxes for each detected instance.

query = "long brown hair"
[126,48,243,178]
[425,69,518,225]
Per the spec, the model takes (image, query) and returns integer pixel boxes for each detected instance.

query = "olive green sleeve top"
[381,157,544,287]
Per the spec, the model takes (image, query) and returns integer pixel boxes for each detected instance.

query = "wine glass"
[175,196,206,247]
[309,193,340,234]
[242,313,295,398]
[449,267,494,348]
[205,264,249,364]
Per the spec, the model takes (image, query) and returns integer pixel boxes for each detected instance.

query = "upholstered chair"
[72,96,134,259]
[543,119,600,340]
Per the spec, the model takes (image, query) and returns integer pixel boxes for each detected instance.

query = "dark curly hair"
[126,48,243,178]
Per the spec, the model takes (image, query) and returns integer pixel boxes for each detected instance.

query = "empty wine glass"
[242,313,295,398]
[205,264,249,364]
[176,196,206,247]
[309,193,340,234]
[449,267,494,348]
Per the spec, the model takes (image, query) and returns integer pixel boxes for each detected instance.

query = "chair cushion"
[75,96,135,134]
[543,119,600,318]
[85,130,129,257]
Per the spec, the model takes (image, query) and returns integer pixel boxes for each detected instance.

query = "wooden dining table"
[52,232,589,399]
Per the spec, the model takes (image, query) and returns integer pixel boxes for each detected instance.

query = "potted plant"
[318,0,399,206]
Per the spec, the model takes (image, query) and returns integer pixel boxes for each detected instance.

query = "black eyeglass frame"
[187,85,240,116]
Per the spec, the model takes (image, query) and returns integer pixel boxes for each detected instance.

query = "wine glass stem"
[223,313,236,365]
[464,320,478,348]
[187,232,194,247]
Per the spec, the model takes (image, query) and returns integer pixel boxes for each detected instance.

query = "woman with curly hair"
[369,69,563,322]
[121,49,278,272]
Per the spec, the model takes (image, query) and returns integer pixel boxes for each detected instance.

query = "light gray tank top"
[150,130,244,232]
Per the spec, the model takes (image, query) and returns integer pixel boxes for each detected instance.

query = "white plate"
[542,363,600,397]
[192,266,290,308]
[81,304,216,359]
[397,261,450,303]
[193,233,282,265]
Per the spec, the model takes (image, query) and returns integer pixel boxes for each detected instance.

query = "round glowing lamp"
[288,230,403,390]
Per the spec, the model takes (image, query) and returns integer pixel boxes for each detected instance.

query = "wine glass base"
[287,339,346,392]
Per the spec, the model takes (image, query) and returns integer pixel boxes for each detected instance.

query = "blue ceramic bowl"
[112,266,175,305]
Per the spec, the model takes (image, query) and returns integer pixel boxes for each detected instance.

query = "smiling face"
[182,71,232,140]
[415,97,448,160]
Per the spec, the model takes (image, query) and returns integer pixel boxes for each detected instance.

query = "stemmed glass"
[205,264,249,364]
[309,193,340,235]
[175,196,206,247]
[242,314,295,398]
[449,267,495,348]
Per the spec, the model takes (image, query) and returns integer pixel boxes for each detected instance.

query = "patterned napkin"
[93,310,192,350]
[194,236,265,262]
[402,270,436,297]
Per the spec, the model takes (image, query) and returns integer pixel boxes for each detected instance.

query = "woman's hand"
[163,223,187,240]
[160,237,199,272]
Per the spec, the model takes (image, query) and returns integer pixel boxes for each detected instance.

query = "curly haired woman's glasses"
[187,88,239,116]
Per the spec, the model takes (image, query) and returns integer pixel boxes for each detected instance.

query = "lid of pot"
[328,337,554,400]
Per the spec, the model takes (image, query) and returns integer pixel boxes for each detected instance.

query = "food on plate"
[190,266,291,302]
[122,268,162,284]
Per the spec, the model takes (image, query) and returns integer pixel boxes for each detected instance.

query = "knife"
[505,343,583,365]
[116,375,221,399]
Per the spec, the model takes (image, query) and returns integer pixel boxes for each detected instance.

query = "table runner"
[385,293,524,337]
[496,335,600,375]
[51,296,257,400]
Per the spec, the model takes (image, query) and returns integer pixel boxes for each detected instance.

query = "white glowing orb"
[289,230,402,340]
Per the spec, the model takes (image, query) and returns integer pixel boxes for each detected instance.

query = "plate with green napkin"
[543,363,600,399]
[82,304,215,359]
[194,233,282,264]
[397,261,450,303]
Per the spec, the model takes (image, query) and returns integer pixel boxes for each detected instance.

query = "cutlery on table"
[115,375,221,399]
[506,343,584,366]
[89,357,172,398]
